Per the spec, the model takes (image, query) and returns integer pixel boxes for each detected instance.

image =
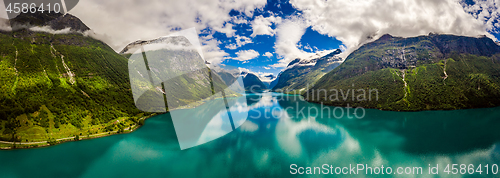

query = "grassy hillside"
[0,30,145,143]
[304,34,500,111]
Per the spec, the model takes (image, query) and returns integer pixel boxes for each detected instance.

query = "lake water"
[1,92,499,177]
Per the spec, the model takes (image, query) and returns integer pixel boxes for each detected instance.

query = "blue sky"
[195,0,500,77]
[70,0,500,80]
[198,0,344,77]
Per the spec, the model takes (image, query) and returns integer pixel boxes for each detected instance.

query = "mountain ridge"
[9,11,90,32]
[272,49,343,93]
[242,72,268,92]
[304,33,500,111]
[0,12,145,145]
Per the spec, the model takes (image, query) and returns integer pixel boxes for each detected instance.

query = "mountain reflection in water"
[0,92,499,178]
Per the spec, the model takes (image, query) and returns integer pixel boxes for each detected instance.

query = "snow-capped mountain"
[272,49,343,93]
[241,72,268,91]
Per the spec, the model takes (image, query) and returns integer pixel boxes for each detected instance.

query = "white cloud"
[234,49,260,61]
[271,17,316,68]
[263,66,271,69]
[339,45,347,52]
[225,44,238,50]
[201,38,230,65]
[29,26,73,34]
[225,35,253,49]
[461,0,500,33]
[263,52,273,57]
[290,0,495,58]
[67,0,267,66]
[0,18,11,31]
[257,72,275,82]
[303,44,313,52]
[239,67,275,82]
[238,67,251,74]
[70,0,267,51]
[250,15,282,37]
[232,16,249,24]
[216,23,236,38]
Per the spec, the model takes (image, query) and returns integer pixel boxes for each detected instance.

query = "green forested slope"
[0,30,144,142]
[304,34,500,111]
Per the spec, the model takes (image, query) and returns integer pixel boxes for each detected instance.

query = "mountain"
[9,11,90,32]
[0,12,144,143]
[261,74,275,88]
[119,36,197,54]
[269,76,280,89]
[272,49,343,93]
[125,36,239,111]
[304,34,500,111]
[242,72,267,92]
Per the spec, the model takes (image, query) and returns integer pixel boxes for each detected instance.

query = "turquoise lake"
[1,92,499,177]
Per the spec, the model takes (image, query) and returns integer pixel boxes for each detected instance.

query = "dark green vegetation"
[242,73,267,92]
[1,93,499,176]
[305,34,500,111]
[0,11,242,145]
[0,13,146,142]
[272,49,342,93]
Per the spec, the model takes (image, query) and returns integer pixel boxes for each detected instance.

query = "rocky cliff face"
[350,34,500,72]
[9,11,90,32]
[305,34,500,111]
[261,74,275,88]
[45,13,90,32]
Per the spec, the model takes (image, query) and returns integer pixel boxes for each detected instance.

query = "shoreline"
[0,93,245,150]
[270,91,500,112]
[0,113,158,150]
[6,92,497,150]
[304,99,500,112]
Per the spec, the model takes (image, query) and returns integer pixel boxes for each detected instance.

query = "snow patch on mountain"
[239,68,275,83]
[283,49,343,71]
